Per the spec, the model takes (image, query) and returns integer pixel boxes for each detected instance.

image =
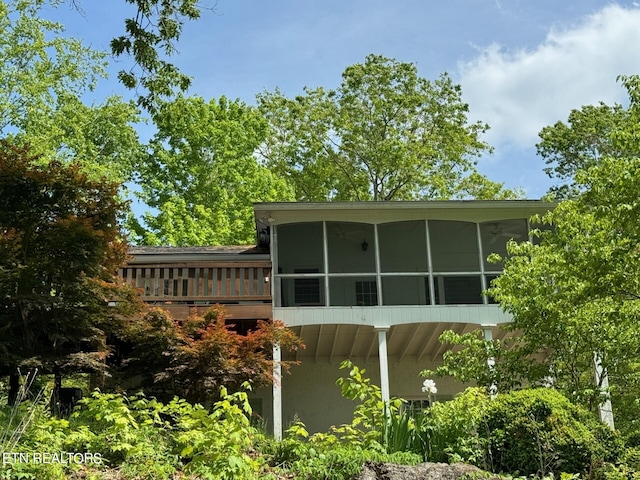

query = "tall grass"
[0,369,47,455]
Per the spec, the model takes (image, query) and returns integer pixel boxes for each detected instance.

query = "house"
[121,200,554,438]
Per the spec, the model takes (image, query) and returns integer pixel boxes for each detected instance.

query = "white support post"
[594,352,615,429]
[376,327,390,408]
[482,325,497,397]
[273,342,282,440]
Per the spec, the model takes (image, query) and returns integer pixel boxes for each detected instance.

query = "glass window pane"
[378,221,428,272]
[429,221,479,272]
[277,223,324,273]
[480,219,528,271]
[329,276,377,306]
[281,276,325,307]
[327,222,375,273]
[382,276,430,305]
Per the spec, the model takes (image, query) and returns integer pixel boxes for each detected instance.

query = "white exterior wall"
[255,358,467,434]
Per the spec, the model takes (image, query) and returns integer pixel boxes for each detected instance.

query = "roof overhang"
[254,200,556,228]
[127,245,270,265]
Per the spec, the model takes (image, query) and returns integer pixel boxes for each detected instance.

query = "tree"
[132,95,294,246]
[0,141,138,404]
[486,73,640,427]
[115,306,302,404]
[258,54,520,201]
[1,0,143,189]
[430,77,640,434]
[109,0,204,112]
[537,100,633,198]
[0,0,106,136]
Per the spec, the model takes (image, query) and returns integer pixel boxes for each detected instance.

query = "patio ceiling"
[282,322,517,364]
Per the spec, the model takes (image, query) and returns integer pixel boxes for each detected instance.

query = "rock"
[356,461,500,480]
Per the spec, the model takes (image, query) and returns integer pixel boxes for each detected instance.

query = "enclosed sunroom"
[253,201,553,436]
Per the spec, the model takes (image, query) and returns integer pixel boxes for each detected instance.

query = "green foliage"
[485,76,640,431]
[480,388,621,476]
[170,386,260,479]
[0,0,107,138]
[0,0,144,219]
[423,329,547,393]
[133,95,294,245]
[258,424,421,480]
[110,0,202,112]
[490,114,640,427]
[416,387,490,465]
[258,54,520,201]
[537,81,635,199]
[114,305,303,405]
[601,462,640,480]
[1,388,262,479]
[489,159,640,421]
[0,142,138,380]
[331,360,402,449]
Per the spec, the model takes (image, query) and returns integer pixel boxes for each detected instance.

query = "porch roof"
[254,200,556,226]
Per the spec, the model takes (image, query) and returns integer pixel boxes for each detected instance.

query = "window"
[403,399,432,414]
[294,278,321,304]
[355,280,378,306]
[294,269,321,305]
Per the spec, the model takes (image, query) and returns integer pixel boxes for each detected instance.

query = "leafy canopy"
[431,77,640,434]
[115,305,303,404]
[0,0,143,193]
[258,54,520,201]
[538,99,633,198]
[0,141,137,378]
[110,0,204,112]
[133,95,294,246]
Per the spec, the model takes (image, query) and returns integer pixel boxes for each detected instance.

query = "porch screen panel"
[434,275,483,305]
[277,222,324,273]
[378,221,427,272]
[281,276,325,307]
[382,276,429,305]
[480,219,528,271]
[429,221,479,272]
[327,222,375,273]
[329,276,377,306]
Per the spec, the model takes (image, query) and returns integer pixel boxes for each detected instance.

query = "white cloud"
[458,4,640,150]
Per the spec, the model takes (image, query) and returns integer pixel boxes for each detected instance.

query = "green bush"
[480,388,622,476]
[622,446,640,472]
[258,431,421,480]
[2,387,262,479]
[415,387,490,464]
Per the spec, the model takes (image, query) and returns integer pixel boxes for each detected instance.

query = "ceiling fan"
[485,221,524,244]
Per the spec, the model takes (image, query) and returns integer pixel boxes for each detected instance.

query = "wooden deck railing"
[119,262,272,302]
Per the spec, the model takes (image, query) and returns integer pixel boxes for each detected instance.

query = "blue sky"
[50,0,640,198]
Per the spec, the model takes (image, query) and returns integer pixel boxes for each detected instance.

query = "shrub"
[415,387,490,464]
[2,387,261,479]
[480,388,622,476]
[622,446,640,472]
